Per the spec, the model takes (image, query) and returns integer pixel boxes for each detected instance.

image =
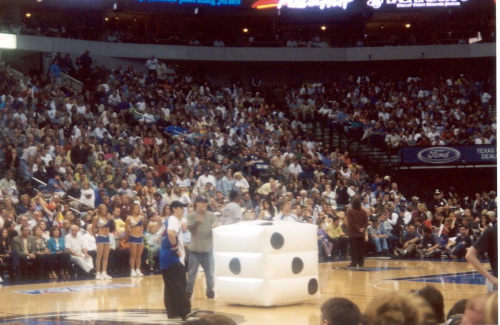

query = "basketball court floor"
[0,258,489,324]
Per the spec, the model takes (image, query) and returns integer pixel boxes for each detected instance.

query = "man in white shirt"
[82,224,97,252]
[481,92,492,109]
[158,200,195,320]
[93,122,108,140]
[145,55,158,76]
[322,185,337,209]
[20,144,39,181]
[121,152,142,167]
[426,126,440,139]
[186,152,200,169]
[432,136,445,146]
[288,159,303,176]
[65,225,95,274]
[222,191,242,225]
[0,171,16,195]
[474,135,491,145]
[79,187,95,210]
[196,169,216,190]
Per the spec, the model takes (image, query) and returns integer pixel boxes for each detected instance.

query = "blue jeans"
[371,237,388,252]
[387,234,399,253]
[19,160,31,182]
[186,251,214,295]
[451,243,467,258]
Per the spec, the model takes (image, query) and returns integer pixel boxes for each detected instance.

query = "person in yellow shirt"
[111,207,126,236]
[326,216,349,260]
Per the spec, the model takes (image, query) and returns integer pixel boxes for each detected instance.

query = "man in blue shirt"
[418,226,443,259]
[159,200,197,321]
[395,225,421,258]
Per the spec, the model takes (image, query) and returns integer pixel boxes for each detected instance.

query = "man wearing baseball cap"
[186,196,218,299]
[159,200,197,321]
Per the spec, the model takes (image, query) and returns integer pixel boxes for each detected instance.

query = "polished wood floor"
[0,259,489,324]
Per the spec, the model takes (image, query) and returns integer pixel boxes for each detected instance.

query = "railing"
[314,118,435,202]
[61,72,83,94]
[8,67,23,80]
[31,176,84,215]
[13,35,495,62]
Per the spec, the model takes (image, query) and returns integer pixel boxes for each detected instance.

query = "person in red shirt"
[345,197,368,268]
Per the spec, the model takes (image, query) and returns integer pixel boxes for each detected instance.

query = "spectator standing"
[221,191,242,225]
[79,50,92,79]
[20,144,38,182]
[157,61,167,81]
[145,55,158,77]
[49,59,62,86]
[186,197,217,299]
[335,180,350,211]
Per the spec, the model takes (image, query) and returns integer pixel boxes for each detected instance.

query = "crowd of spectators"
[0,49,496,284]
[311,74,495,151]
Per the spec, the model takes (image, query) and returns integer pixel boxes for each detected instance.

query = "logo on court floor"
[15,283,138,295]
[0,309,245,324]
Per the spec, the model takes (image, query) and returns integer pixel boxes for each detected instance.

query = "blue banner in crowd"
[401,146,497,165]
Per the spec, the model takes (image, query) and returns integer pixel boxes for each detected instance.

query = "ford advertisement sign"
[402,146,496,165]
[416,147,462,164]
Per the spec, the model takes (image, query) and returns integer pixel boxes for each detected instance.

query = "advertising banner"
[401,146,496,165]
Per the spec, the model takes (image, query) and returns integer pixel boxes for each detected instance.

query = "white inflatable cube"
[213,220,319,306]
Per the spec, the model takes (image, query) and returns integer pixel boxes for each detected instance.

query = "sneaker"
[131,269,137,277]
[0,276,3,283]
[95,272,102,280]
[181,308,199,321]
[102,273,112,280]
[135,269,144,277]
[206,291,215,299]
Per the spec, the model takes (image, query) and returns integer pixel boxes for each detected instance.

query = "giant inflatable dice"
[213,220,319,306]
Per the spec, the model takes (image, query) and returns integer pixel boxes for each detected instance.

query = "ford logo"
[417,147,461,164]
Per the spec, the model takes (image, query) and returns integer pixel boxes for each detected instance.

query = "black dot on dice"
[292,257,304,274]
[229,258,241,275]
[270,232,284,250]
[308,278,318,295]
